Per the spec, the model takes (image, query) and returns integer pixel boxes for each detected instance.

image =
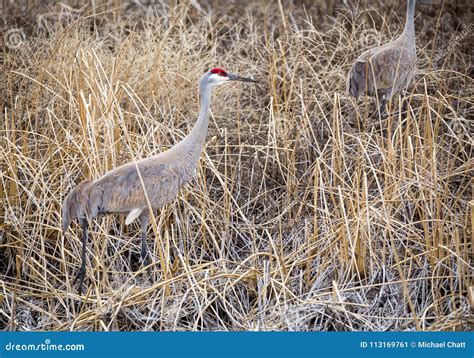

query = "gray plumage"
[346,0,417,114]
[62,68,257,294]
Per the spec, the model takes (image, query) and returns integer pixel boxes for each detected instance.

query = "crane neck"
[403,0,415,36]
[173,79,212,161]
[190,81,212,147]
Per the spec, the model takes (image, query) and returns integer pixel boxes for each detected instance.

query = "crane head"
[205,67,258,87]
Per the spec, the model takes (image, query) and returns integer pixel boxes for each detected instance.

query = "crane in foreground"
[346,0,417,116]
[62,68,257,294]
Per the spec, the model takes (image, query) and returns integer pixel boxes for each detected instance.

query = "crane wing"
[93,161,181,214]
[367,46,416,93]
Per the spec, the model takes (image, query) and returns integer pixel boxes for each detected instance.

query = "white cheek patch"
[210,74,228,84]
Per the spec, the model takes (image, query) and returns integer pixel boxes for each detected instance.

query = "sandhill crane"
[346,0,417,115]
[62,68,257,294]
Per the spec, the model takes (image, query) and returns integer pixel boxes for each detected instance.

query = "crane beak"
[227,73,258,83]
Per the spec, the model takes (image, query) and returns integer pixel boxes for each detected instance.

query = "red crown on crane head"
[210,68,227,76]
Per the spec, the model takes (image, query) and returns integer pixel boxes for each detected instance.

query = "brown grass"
[0,0,472,331]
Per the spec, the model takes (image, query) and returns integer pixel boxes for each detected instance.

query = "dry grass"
[0,0,472,331]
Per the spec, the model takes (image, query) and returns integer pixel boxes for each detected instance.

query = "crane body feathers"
[62,141,197,232]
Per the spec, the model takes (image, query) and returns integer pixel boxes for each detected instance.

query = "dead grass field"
[1,0,472,331]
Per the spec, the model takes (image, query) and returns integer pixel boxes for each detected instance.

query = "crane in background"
[347,0,417,116]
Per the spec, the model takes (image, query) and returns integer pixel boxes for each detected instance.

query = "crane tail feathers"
[125,208,143,225]
[61,180,92,234]
[62,188,77,234]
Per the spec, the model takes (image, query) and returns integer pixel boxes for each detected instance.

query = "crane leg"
[379,89,392,117]
[73,218,88,295]
[139,212,152,277]
[379,98,388,117]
